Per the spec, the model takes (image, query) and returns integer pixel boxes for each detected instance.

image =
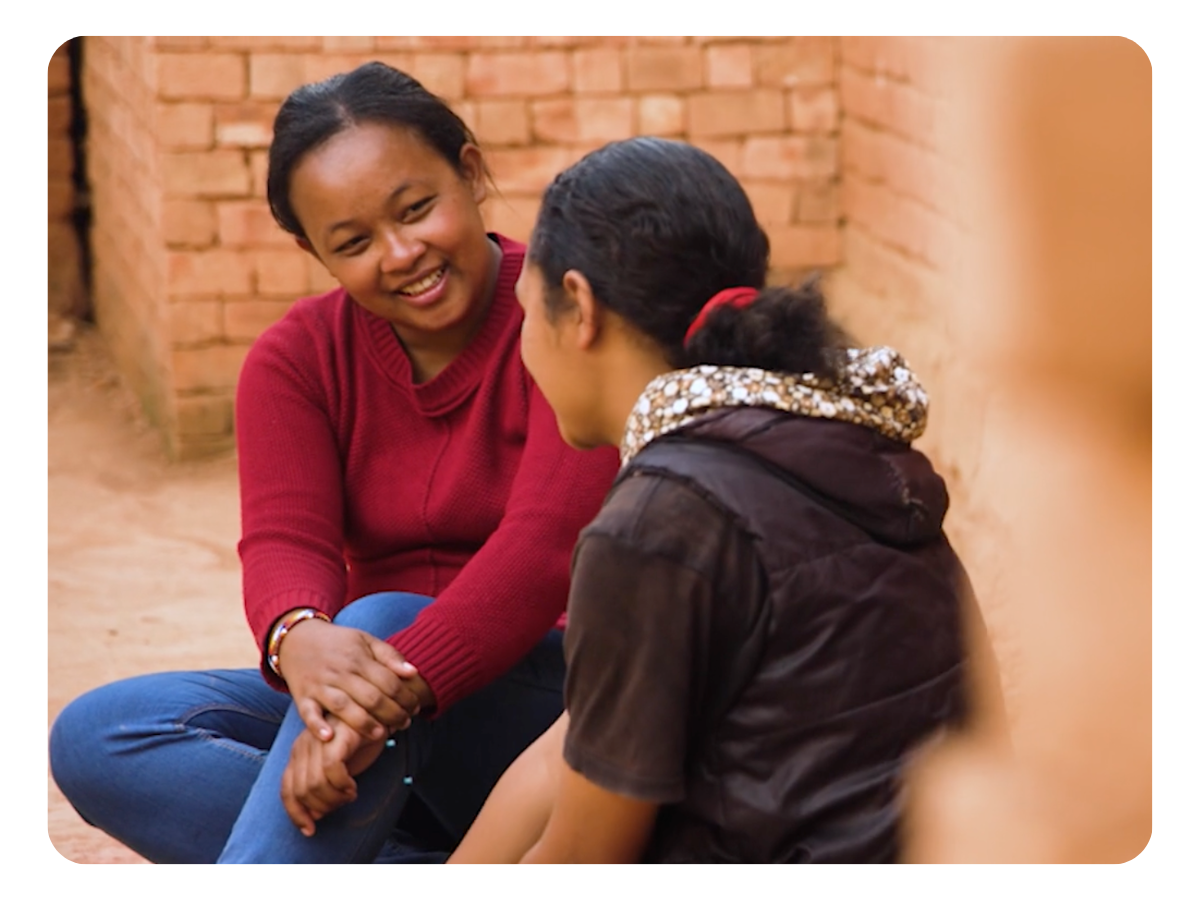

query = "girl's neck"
[394,238,503,384]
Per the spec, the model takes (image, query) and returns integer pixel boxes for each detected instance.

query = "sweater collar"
[618,346,929,468]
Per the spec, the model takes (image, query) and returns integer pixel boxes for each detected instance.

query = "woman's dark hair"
[527,137,849,376]
[266,61,484,239]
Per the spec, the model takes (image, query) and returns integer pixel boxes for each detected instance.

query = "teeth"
[398,267,445,296]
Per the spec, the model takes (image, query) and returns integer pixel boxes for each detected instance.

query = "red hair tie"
[683,287,760,345]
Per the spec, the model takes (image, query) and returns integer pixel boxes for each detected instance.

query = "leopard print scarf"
[619,346,929,468]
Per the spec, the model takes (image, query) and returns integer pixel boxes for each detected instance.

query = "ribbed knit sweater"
[235,234,619,712]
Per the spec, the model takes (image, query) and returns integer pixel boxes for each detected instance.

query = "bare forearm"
[449,714,567,863]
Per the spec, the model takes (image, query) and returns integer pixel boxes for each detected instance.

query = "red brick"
[175,394,234,437]
[475,99,531,146]
[162,151,251,197]
[48,95,72,135]
[841,119,885,182]
[571,48,623,94]
[842,179,950,269]
[767,224,841,268]
[48,44,71,94]
[841,37,951,96]
[704,44,754,88]
[210,37,321,51]
[171,344,250,392]
[487,146,575,193]
[249,54,308,100]
[532,97,634,144]
[465,36,528,49]
[213,103,276,148]
[787,87,838,133]
[217,200,292,248]
[452,100,478,136]
[168,298,223,346]
[409,53,467,100]
[693,36,792,44]
[794,182,840,224]
[224,299,295,340]
[466,52,569,97]
[48,179,76,220]
[838,225,940,306]
[839,37,885,73]
[302,54,390,85]
[157,53,245,100]
[249,150,270,197]
[742,180,794,227]
[167,249,254,296]
[153,36,209,50]
[841,67,939,147]
[379,37,526,51]
[156,103,213,149]
[48,136,73,178]
[322,36,376,52]
[631,37,688,45]
[754,39,835,87]
[687,90,785,138]
[691,138,744,178]
[255,249,310,295]
[163,199,218,248]
[637,94,684,136]
[482,194,541,244]
[744,136,838,180]
[529,37,582,48]
[628,46,703,92]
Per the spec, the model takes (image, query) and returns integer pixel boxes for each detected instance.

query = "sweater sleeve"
[386,378,619,714]
[235,312,349,689]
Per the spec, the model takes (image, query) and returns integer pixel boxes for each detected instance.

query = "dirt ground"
[47,324,260,863]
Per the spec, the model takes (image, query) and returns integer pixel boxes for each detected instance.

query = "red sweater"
[235,234,619,711]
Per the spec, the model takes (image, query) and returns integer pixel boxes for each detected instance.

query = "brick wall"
[826,37,1016,705]
[78,36,841,460]
[49,41,85,321]
[82,38,179,447]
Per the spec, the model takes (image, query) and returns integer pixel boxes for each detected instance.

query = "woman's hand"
[277,618,427,742]
[281,718,389,837]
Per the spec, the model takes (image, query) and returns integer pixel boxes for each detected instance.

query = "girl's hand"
[276,618,425,742]
[281,718,391,836]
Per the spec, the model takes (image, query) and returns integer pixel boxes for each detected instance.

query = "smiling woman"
[282,119,499,382]
[48,62,619,864]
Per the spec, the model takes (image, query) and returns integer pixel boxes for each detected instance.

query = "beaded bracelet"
[266,607,332,677]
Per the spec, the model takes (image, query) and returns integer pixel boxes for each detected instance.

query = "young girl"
[449,136,972,863]
[48,63,617,864]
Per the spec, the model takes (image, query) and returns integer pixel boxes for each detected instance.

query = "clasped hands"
[275,618,432,836]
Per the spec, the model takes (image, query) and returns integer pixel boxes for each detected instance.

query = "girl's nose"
[379,227,423,274]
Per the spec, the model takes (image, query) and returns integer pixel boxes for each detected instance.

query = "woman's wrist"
[266,607,332,677]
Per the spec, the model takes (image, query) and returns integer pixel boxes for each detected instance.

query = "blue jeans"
[49,592,565,863]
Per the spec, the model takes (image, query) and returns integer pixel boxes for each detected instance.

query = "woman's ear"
[459,144,489,205]
[562,270,600,350]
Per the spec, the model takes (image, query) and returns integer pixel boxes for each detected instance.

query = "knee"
[49,687,113,805]
[334,592,432,638]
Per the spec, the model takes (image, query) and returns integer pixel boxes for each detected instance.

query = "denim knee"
[333,592,433,638]
[49,688,109,815]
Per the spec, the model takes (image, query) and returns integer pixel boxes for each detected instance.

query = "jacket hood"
[621,348,948,546]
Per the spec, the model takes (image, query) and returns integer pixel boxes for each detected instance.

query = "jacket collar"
[619,346,928,468]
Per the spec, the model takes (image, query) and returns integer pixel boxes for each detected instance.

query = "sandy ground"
[47,325,259,863]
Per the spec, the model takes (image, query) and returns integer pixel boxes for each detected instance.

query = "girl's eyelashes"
[404,196,435,219]
[334,235,367,255]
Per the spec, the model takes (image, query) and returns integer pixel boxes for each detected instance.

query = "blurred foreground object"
[903,36,1151,863]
